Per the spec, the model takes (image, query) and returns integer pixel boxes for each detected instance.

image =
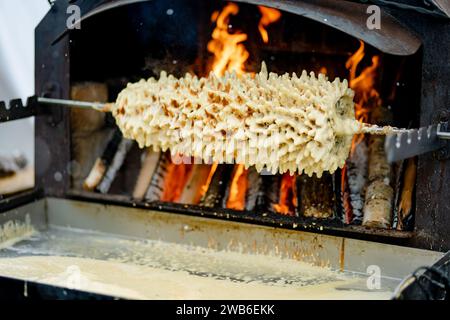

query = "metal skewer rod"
[37,97,112,112]
[357,122,409,135]
[39,97,438,138]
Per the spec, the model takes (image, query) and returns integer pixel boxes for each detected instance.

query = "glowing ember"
[226,164,248,210]
[273,173,297,216]
[257,6,281,44]
[207,3,249,76]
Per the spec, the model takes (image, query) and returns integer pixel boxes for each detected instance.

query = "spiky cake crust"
[113,63,358,176]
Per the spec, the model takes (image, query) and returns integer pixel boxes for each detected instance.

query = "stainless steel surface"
[1,198,443,278]
[385,122,449,163]
[0,198,444,299]
[37,97,108,112]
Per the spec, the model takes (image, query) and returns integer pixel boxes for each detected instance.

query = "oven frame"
[1,0,449,251]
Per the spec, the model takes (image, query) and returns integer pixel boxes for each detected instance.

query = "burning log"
[345,140,368,224]
[396,157,417,230]
[178,164,213,205]
[97,138,134,194]
[160,160,193,203]
[273,173,298,216]
[362,177,393,228]
[340,165,353,224]
[144,152,171,202]
[298,173,334,219]
[223,165,265,211]
[132,149,161,200]
[362,107,394,228]
[83,129,122,191]
[224,164,249,211]
[144,152,193,203]
[255,174,281,212]
[244,166,263,211]
[200,164,233,207]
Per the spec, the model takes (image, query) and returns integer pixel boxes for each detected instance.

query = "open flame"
[226,164,249,210]
[207,3,249,77]
[163,4,283,210]
[162,3,251,204]
[199,162,218,200]
[207,3,253,210]
[273,173,297,215]
[161,161,193,202]
[257,6,281,43]
[346,40,381,151]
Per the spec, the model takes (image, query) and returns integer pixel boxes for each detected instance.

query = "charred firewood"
[83,129,122,191]
[272,173,298,216]
[132,149,161,200]
[200,164,233,208]
[255,174,281,213]
[363,177,394,228]
[362,104,394,229]
[97,138,134,194]
[340,165,353,224]
[219,165,263,211]
[396,157,417,230]
[142,153,193,203]
[178,164,213,205]
[144,152,172,202]
[362,137,393,228]
[346,140,368,224]
[245,166,263,211]
[298,173,334,219]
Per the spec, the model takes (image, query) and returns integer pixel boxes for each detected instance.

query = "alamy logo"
[67,5,81,30]
[366,5,381,30]
[366,265,381,290]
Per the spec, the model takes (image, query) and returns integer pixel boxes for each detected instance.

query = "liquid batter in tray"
[0,226,397,299]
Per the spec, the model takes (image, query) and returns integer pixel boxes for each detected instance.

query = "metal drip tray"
[0,198,443,299]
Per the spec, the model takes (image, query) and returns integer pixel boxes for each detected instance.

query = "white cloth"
[0,0,49,164]
[0,0,49,101]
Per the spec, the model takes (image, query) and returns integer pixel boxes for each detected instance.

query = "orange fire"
[207,3,249,76]
[163,3,251,204]
[257,6,281,43]
[273,173,297,215]
[161,162,193,202]
[226,164,249,210]
[346,40,381,151]
[207,3,253,210]
[199,162,219,199]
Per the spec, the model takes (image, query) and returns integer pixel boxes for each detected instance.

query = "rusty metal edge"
[66,189,415,241]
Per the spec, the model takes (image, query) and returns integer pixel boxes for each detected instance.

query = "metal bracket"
[0,96,37,123]
[436,121,450,160]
